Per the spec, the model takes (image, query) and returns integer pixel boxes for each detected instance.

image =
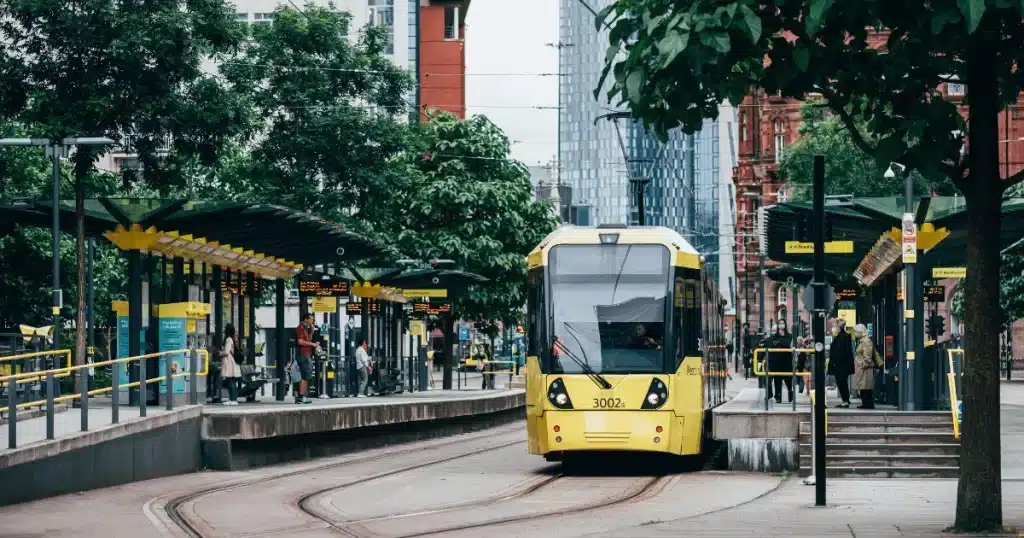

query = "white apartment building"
[96,0,416,175]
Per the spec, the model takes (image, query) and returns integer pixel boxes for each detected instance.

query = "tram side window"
[676,274,701,364]
[527,268,544,357]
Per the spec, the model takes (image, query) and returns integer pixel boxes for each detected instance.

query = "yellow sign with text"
[933,267,966,279]
[784,240,854,254]
[311,297,337,313]
[401,288,448,298]
[837,309,857,328]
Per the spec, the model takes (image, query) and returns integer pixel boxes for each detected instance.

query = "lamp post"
[886,161,917,410]
[0,137,115,353]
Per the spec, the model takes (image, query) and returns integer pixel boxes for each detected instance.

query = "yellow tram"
[524,225,728,460]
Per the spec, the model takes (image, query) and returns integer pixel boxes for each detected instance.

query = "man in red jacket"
[294,313,319,404]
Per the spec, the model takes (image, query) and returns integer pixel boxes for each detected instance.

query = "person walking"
[293,313,319,404]
[355,339,372,397]
[220,324,241,405]
[828,320,855,408]
[853,324,881,409]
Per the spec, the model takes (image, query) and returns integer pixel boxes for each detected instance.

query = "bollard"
[189,350,198,405]
[81,363,90,432]
[139,359,147,417]
[8,374,17,449]
[803,389,817,486]
[46,371,55,440]
[764,352,771,411]
[112,362,120,424]
[165,354,174,411]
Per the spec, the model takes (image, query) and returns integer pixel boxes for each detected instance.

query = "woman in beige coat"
[220,324,241,405]
[853,324,877,409]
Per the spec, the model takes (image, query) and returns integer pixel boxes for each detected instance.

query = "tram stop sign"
[802,284,836,312]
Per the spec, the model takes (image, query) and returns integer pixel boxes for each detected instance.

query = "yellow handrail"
[0,349,209,414]
[948,349,964,440]
[752,348,815,377]
[0,349,73,383]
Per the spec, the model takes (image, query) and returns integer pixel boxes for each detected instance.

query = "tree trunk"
[955,24,1003,532]
[73,153,90,394]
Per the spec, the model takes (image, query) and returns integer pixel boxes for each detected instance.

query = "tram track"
[304,473,670,538]
[162,424,525,538]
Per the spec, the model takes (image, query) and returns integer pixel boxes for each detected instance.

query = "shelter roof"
[764,196,1024,285]
[0,198,393,279]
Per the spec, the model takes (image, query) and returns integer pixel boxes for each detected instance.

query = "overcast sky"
[465,0,558,167]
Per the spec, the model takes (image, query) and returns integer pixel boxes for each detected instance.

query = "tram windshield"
[548,244,670,374]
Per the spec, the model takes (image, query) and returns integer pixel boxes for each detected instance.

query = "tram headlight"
[547,378,574,409]
[640,378,668,410]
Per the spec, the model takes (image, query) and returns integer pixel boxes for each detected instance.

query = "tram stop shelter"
[762,195,1024,411]
[0,197,393,403]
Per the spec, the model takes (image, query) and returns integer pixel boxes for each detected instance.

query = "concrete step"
[822,411,953,425]
[798,442,960,456]
[799,431,957,444]
[799,420,953,434]
[797,466,960,478]
[798,453,959,468]
[510,375,526,389]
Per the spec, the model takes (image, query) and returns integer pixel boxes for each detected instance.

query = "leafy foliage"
[219,5,416,242]
[778,101,957,199]
[595,0,1024,531]
[395,113,558,330]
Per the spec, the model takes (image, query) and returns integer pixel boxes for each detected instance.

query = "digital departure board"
[412,302,452,316]
[345,302,380,314]
[834,287,858,301]
[297,278,349,297]
[924,285,946,303]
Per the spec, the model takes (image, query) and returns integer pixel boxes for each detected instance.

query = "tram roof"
[534,225,699,254]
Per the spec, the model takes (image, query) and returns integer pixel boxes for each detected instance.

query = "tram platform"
[0,387,525,506]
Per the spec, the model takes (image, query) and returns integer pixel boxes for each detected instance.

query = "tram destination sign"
[924,285,946,303]
[298,277,349,297]
[834,287,858,301]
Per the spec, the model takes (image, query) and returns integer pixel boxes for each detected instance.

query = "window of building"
[236,12,248,21]
[774,120,785,163]
[369,0,395,54]
[253,12,273,24]
[444,6,459,40]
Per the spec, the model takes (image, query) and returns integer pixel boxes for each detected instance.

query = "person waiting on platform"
[219,324,241,405]
[828,319,855,408]
[766,319,794,403]
[355,339,372,397]
[853,324,882,409]
[294,313,319,404]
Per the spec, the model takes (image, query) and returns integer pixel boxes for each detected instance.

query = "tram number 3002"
[593,397,625,409]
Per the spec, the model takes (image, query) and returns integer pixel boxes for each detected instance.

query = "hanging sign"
[402,288,448,298]
[834,287,858,301]
[311,297,337,313]
[933,267,966,279]
[902,213,918,264]
[345,302,381,315]
[924,285,946,303]
[298,277,349,297]
[411,302,452,315]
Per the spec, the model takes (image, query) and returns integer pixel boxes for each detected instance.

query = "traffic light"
[937,315,946,336]
[926,317,934,338]
[927,315,946,338]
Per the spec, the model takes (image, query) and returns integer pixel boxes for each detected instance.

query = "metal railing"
[457,360,516,390]
[2,349,208,449]
[0,349,72,383]
[752,347,814,411]
[947,348,964,440]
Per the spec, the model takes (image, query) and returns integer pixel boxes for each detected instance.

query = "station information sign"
[298,277,349,297]
[412,302,452,316]
[345,302,381,315]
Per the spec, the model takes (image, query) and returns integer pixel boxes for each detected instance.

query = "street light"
[0,136,116,351]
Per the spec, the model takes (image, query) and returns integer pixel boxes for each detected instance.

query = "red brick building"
[419,0,469,121]
[733,36,1024,343]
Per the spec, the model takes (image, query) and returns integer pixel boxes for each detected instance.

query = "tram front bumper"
[540,410,683,454]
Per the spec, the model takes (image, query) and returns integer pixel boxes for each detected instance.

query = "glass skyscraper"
[558,0,733,285]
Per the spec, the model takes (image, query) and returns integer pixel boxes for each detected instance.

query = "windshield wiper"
[561,322,612,389]
[609,244,632,305]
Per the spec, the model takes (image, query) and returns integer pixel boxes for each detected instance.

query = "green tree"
[395,112,558,388]
[0,0,250,376]
[778,101,956,199]
[595,0,1023,530]
[219,5,417,243]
